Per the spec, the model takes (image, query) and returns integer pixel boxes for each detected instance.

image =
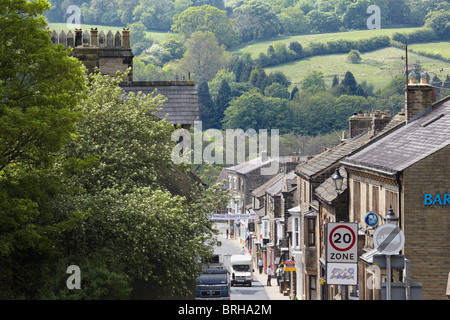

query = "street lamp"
[331,167,344,194]
[384,205,398,225]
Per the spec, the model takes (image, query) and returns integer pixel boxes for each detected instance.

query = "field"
[47,23,169,43]
[264,47,450,91]
[231,27,424,58]
[408,41,450,60]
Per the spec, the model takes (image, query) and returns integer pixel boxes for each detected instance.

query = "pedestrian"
[276,265,282,286]
[266,266,272,286]
[226,228,229,239]
[258,259,263,274]
[240,247,246,255]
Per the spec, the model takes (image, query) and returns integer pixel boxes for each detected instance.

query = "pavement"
[218,234,290,300]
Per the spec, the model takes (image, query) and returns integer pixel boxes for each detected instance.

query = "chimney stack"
[349,110,392,138]
[74,29,82,47]
[122,28,130,49]
[405,73,433,121]
[90,28,98,46]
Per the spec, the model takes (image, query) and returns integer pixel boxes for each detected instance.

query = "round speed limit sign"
[326,223,358,263]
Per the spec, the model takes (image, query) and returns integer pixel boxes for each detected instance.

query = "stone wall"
[402,144,450,300]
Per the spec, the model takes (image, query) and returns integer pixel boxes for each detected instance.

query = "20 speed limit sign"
[326,223,358,263]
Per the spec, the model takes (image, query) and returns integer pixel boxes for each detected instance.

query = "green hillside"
[264,46,450,92]
[408,41,450,60]
[231,27,424,58]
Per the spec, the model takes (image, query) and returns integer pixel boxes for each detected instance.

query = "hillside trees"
[231,0,281,42]
[171,5,240,48]
[177,31,231,83]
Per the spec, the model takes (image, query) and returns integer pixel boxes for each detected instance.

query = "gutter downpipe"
[396,171,410,300]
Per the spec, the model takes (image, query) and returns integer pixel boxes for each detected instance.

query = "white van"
[229,254,254,286]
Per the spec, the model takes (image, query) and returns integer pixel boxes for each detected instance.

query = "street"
[213,222,270,300]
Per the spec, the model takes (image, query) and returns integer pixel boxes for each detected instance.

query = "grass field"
[47,23,169,43]
[231,27,424,58]
[264,47,450,91]
[408,41,450,60]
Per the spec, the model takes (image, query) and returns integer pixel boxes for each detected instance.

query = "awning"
[303,210,317,217]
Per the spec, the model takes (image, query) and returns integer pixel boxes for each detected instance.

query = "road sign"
[326,263,358,285]
[364,212,379,227]
[326,223,358,263]
[373,224,405,255]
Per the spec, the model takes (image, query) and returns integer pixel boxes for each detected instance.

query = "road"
[213,222,269,300]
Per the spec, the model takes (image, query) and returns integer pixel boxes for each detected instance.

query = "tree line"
[45,0,450,47]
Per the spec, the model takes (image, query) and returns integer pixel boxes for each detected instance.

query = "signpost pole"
[386,255,391,300]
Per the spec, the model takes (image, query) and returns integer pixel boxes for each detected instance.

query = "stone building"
[50,28,198,129]
[293,109,406,300]
[341,82,450,300]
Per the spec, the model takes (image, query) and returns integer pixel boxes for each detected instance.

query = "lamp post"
[331,167,344,194]
[384,204,398,300]
[384,205,398,225]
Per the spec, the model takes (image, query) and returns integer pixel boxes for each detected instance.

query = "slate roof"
[295,113,406,178]
[252,173,284,198]
[225,157,274,175]
[315,167,347,204]
[120,81,199,125]
[342,97,450,175]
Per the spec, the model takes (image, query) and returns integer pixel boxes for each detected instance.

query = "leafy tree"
[290,86,299,100]
[425,10,450,39]
[249,67,269,92]
[279,5,310,35]
[289,91,336,135]
[160,36,187,61]
[177,31,230,83]
[301,71,326,94]
[198,82,217,129]
[0,0,87,299]
[0,0,87,172]
[171,5,240,48]
[307,10,342,33]
[192,0,225,10]
[50,72,228,299]
[231,0,281,42]
[132,0,177,31]
[215,79,232,127]
[264,82,290,99]
[342,71,358,95]
[129,21,154,56]
[289,41,303,58]
[332,75,339,87]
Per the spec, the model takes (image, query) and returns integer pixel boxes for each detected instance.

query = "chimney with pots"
[405,72,435,122]
[349,110,392,138]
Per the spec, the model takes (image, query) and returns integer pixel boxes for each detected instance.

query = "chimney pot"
[90,28,98,46]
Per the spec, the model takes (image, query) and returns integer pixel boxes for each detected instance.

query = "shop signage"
[424,193,450,205]
[207,213,256,220]
[283,260,296,272]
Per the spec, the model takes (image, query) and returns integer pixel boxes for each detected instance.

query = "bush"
[347,49,362,63]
